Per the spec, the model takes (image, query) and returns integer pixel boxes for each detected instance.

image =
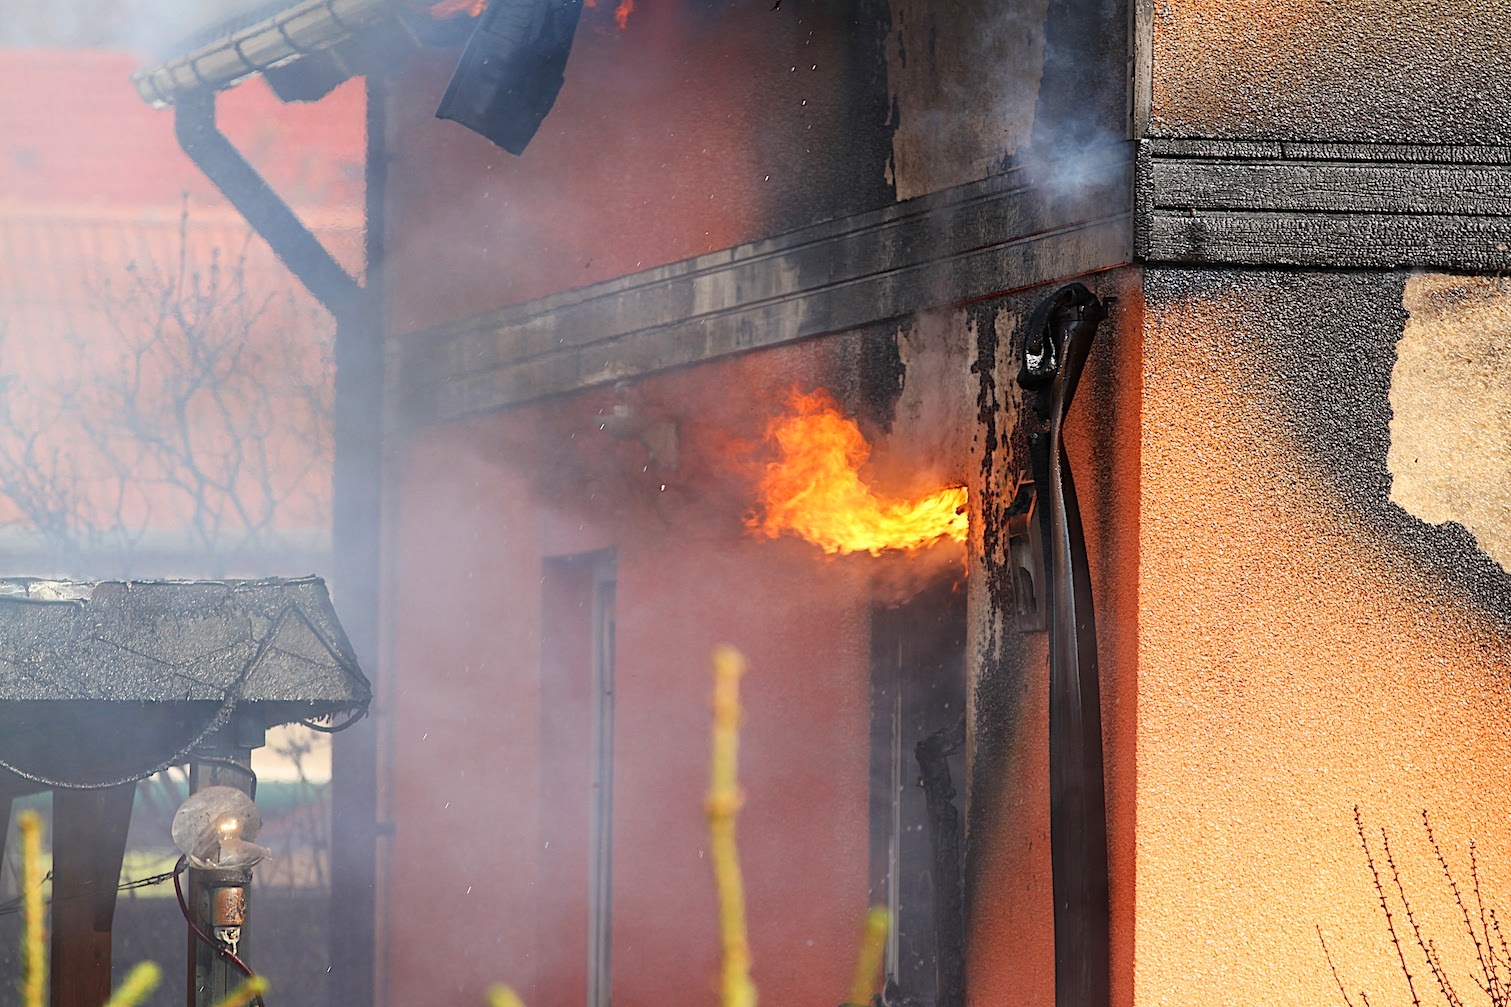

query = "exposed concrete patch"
[1389,273,1511,572]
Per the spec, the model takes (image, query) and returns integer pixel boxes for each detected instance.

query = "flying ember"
[431,0,634,26]
[427,0,486,16]
[747,389,968,556]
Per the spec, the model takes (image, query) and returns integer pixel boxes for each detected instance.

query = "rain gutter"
[132,0,394,108]
[143,12,386,1004]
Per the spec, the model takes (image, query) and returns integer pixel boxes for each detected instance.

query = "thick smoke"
[0,5,363,1003]
[0,0,271,58]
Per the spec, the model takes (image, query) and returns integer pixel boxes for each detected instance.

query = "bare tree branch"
[0,204,334,576]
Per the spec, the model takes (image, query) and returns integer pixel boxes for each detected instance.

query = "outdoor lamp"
[172,786,271,956]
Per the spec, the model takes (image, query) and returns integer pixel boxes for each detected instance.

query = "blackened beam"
[1020,283,1110,1007]
[173,90,363,321]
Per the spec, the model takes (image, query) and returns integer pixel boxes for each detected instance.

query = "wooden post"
[50,784,136,1007]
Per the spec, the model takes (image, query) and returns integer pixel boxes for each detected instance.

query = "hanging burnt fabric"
[1018,283,1110,1007]
[436,0,586,155]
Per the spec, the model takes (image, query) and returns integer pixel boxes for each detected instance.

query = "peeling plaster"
[1388,273,1511,572]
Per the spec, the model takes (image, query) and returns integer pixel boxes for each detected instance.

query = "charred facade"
[109,2,1511,1007]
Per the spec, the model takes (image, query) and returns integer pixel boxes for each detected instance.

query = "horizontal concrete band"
[1138,138,1511,269]
[390,147,1135,430]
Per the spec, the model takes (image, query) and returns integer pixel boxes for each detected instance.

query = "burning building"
[99,1,1511,1006]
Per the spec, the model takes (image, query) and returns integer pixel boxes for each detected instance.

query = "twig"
[1355,807,1423,1007]
[1319,924,1359,1007]
[708,646,756,1007]
[847,907,891,1007]
[1491,911,1511,988]
[1422,811,1495,1003]
[19,810,44,1007]
[1383,824,1460,1007]
[1470,842,1505,1003]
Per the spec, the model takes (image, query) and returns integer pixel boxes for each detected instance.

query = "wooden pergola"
[0,577,369,1007]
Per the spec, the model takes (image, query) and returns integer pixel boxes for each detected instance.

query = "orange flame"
[747,389,968,556]
[428,0,632,24]
[584,0,635,27]
[427,0,486,17]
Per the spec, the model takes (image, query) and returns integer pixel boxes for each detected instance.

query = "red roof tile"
[0,47,365,211]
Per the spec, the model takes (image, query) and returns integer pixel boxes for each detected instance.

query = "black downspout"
[173,91,363,320]
[326,72,385,1007]
[173,86,383,1007]
[1019,283,1110,1007]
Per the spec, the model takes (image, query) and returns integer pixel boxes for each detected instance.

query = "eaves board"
[390,144,1134,431]
[1137,138,1511,270]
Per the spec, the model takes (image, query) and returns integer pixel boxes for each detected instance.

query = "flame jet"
[747,388,967,556]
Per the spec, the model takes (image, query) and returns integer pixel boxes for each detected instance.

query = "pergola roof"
[0,577,368,705]
[0,576,370,796]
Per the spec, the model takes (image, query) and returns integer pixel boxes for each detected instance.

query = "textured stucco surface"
[1139,268,1511,1007]
[1149,0,1511,142]
[1389,273,1511,573]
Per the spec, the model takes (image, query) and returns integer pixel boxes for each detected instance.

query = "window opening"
[869,576,967,1007]
[587,562,615,1007]
[540,550,617,1007]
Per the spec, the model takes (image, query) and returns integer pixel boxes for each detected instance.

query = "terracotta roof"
[0,47,364,549]
[0,47,364,209]
[0,203,362,347]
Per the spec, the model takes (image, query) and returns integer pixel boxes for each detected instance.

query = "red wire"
[173,857,268,1007]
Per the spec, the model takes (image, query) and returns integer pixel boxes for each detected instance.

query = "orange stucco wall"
[1135,271,1511,1007]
